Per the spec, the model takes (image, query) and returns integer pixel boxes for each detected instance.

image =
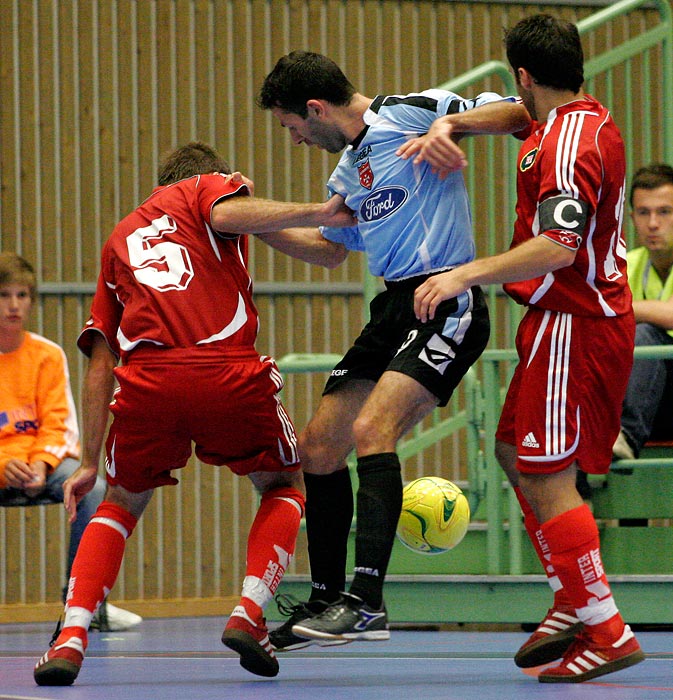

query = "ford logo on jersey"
[360,187,408,222]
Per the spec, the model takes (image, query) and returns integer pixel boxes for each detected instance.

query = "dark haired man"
[407,14,644,683]
[613,163,673,460]
[259,51,530,647]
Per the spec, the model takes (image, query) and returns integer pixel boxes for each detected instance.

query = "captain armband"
[538,195,589,251]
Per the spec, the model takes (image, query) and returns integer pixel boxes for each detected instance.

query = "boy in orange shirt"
[0,252,141,632]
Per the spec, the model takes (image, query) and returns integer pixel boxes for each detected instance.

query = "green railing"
[479,346,673,576]
[471,0,673,575]
[581,0,673,190]
[277,355,484,512]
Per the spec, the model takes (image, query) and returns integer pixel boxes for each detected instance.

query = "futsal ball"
[396,476,470,554]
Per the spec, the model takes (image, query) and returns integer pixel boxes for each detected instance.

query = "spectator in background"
[613,164,673,460]
[0,252,142,633]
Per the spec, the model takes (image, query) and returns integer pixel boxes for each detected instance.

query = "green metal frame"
[479,346,673,578]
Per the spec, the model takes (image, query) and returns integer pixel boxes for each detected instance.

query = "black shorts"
[323,276,490,406]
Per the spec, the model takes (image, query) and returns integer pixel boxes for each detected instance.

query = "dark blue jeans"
[621,323,673,455]
[43,458,107,578]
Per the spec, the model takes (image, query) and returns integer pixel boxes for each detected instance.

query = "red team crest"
[358,160,374,189]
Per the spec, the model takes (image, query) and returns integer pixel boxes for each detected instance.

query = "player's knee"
[352,413,388,454]
[495,439,518,482]
[298,432,343,474]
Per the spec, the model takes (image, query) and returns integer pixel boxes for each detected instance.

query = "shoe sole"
[515,622,584,668]
[221,629,279,677]
[34,659,80,686]
[538,649,645,683]
[292,623,390,642]
[272,637,352,651]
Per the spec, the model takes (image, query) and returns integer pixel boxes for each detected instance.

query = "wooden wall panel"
[0,0,667,619]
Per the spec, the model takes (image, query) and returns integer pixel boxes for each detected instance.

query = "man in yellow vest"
[613,164,673,459]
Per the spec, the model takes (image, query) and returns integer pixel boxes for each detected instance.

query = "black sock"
[348,453,402,609]
[304,469,354,603]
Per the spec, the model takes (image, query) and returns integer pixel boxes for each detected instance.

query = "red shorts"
[104,346,300,492]
[496,307,635,475]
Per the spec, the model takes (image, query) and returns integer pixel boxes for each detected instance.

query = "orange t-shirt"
[0,332,80,488]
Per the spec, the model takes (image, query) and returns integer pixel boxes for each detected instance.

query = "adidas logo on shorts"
[521,432,540,448]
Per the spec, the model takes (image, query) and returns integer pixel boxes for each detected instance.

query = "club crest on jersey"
[520,148,538,172]
[358,160,374,189]
[360,186,408,222]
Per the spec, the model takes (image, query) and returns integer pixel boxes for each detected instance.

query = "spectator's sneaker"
[48,615,63,647]
[515,607,584,668]
[90,600,143,632]
[538,625,645,683]
[222,606,279,677]
[612,431,635,461]
[292,592,390,642]
[269,594,351,650]
[34,628,87,686]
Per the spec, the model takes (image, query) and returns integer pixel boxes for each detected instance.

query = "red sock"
[239,486,304,619]
[541,504,624,643]
[64,502,138,624]
[514,487,572,609]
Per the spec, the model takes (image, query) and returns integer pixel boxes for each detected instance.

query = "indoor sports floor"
[1,616,671,699]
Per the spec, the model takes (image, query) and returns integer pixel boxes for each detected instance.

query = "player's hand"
[397,120,468,179]
[224,171,255,196]
[414,270,469,322]
[322,193,357,227]
[63,465,99,523]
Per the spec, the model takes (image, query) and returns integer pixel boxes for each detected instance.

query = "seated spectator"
[0,252,141,632]
[613,164,673,459]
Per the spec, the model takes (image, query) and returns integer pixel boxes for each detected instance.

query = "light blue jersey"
[321,90,512,281]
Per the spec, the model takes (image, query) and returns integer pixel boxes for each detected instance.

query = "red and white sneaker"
[515,607,583,668]
[538,625,645,683]
[222,605,279,677]
[34,628,87,686]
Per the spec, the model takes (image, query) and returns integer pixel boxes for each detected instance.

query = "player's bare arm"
[398,101,531,179]
[414,235,575,322]
[63,333,117,522]
[632,296,673,329]
[211,192,356,234]
[397,119,468,177]
[258,228,349,269]
[440,100,530,137]
[222,171,255,196]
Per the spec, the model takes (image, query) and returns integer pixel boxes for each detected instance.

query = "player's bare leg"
[270,381,373,651]
[300,379,374,476]
[292,372,439,642]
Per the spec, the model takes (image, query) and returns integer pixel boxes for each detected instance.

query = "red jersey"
[78,174,255,361]
[504,95,631,317]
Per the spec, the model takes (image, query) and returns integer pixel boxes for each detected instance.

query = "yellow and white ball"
[396,476,470,554]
